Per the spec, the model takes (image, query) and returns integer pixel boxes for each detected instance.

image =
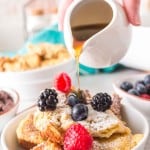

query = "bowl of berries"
[0,87,20,132]
[113,73,150,118]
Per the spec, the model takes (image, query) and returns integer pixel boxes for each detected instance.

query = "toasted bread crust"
[33,109,64,144]
[92,133,132,150]
[16,113,45,149]
[31,141,62,150]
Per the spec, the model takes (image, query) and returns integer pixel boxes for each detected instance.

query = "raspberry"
[54,72,71,93]
[64,124,93,150]
[140,94,150,100]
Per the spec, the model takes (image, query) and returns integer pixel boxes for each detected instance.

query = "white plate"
[1,103,149,150]
[113,73,150,119]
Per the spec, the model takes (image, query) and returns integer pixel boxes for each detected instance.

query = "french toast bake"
[16,73,143,150]
[16,113,45,149]
[31,141,62,150]
[0,43,71,72]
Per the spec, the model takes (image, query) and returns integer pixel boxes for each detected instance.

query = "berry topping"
[120,81,133,91]
[54,72,71,93]
[144,74,150,85]
[71,103,88,121]
[64,124,93,150]
[67,93,80,107]
[140,94,150,100]
[91,93,112,112]
[135,80,145,87]
[135,83,147,94]
[146,84,150,94]
[128,89,140,96]
[37,88,58,111]
[77,90,88,104]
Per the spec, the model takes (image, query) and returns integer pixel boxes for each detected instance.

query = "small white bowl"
[113,73,150,119]
[0,87,20,132]
[0,58,75,83]
[0,58,77,101]
[1,103,149,150]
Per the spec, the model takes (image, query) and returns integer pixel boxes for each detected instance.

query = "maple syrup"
[72,23,108,89]
[73,39,84,89]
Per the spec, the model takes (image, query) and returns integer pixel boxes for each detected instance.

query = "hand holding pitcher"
[61,0,137,68]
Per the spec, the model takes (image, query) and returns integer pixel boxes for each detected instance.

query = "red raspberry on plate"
[140,94,150,100]
[54,72,71,93]
[64,124,93,150]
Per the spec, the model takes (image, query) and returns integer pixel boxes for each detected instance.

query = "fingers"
[123,0,141,25]
[58,0,74,30]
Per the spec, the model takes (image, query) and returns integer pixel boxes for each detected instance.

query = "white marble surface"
[0,68,150,149]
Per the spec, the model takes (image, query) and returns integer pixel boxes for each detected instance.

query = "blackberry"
[37,88,58,111]
[91,93,112,112]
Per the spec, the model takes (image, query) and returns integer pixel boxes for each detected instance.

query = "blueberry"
[120,81,133,91]
[144,74,150,85]
[135,80,145,87]
[135,83,147,94]
[146,84,150,94]
[67,93,80,107]
[71,103,88,121]
[128,89,140,96]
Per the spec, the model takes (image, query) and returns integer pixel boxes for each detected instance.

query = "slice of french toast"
[92,133,144,150]
[31,141,62,150]
[16,113,45,149]
[92,133,132,150]
[33,103,130,142]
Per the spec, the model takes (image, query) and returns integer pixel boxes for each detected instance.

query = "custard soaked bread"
[92,134,143,150]
[16,73,143,150]
[33,104,130,145]
[16,113,45,149]
[31,141,62,150]
[0,43,71,72]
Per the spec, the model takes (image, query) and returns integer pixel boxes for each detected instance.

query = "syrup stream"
[73,39,84,90]
[72,24,108,89]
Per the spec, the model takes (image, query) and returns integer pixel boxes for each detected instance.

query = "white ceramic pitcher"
[63,0,131,68]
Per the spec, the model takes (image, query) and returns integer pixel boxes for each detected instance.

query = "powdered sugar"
[79,105,119,131]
